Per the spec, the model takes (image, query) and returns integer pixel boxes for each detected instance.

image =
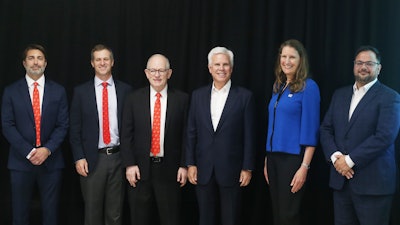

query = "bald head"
[146,54,170,69]
[145,54,172,92]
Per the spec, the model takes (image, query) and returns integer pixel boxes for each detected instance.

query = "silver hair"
[207,46,234,66]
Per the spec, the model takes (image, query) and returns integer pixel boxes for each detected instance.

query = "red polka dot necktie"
[102,82,111,145]
[151,92,161,156]
[32,82,41,147]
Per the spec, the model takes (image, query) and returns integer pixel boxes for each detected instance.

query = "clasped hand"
[29,147,50,166]
[334,155,354,179]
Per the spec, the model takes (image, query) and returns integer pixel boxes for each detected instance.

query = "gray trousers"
[80,152,125,225]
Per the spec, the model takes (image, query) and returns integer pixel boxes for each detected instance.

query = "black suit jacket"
[69,79,132,172]
[120,86,188,182]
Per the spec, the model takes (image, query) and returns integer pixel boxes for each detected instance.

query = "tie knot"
[156,92,161,98]
[102,82,108,88]
[33,82,38,87]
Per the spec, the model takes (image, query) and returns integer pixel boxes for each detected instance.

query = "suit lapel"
[349,82,379,124]
[203,85,215,134]
[215,86,236,132]
[341,87,353,132]
[115,80,124,128]
[165,88,174,133]
[142,87,152,133]
[88,82,99,122]
[18,79,35,123]
[41,80,52,119]
[346,82,380,133]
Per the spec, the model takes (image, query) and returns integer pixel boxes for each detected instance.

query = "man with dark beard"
[320,45,400,225]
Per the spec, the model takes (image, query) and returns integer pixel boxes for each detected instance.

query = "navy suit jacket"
[320,81,400,195]
[69,79,132,172]
[186,84,256,187]
[1,78,69,171]
[120,86,188,181]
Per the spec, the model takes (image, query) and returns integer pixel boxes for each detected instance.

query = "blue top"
[266,78,320,155]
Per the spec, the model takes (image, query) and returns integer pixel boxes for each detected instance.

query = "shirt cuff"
[344,155,355,168]
[26,148,36,159]
[330,151,342,165]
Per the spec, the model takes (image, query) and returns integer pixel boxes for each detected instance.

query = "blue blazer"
[186,84,256,187]
[320,81,400,195]
[69,79,132,172]
[1,78,69,171]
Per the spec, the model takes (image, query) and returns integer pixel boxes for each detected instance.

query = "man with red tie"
[1,44,69,225]
[69,44,132,225]
[120,54,188,225]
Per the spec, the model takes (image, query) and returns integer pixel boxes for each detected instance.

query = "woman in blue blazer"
[264,39,320,225]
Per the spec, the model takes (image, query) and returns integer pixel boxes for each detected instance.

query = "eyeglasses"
[146,68,170,76]
[354,61,380,68]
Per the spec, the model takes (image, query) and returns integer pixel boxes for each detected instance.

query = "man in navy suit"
[69,44,132,225]
[121,54,188,225]
[320,46,400,225]
[186,46,256,225]
[1,44,69,225]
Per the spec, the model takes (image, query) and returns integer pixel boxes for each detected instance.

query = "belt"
[99,146,120,155]
[150,157,163,163]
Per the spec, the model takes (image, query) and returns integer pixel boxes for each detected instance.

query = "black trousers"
[267,152,305,225]
[127,161,182,225]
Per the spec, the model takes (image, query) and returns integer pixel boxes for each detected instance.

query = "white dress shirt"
[348,79,377,120]
[95,76,119,148]
[331,78,378,168]
[25,75,45,159]
[26,74,45,111]
[150,85,168,157]
[210,80,231,131]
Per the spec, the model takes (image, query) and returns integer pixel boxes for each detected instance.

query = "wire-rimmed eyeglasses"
[353,61,380,68]
[146,68,170,76]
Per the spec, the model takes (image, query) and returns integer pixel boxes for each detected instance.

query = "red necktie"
[102,82,111,145]
[32,82,41,147]
[151,92,161,156]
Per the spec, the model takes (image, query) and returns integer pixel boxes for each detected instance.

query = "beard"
[354,73,377,85]
[26,66,45,77]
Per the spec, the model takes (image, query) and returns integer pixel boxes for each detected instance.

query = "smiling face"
[208,53,233,89]
[280,46,300,81]
[145,54,172,92]
[91,49,114,80]
[353,50,381,87]
[23,49,47,80]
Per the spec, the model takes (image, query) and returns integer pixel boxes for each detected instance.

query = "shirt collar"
[150,85,168,97]
[94,75,114,87]
[212,79,231,93]
[353,78,377,92]
[25,74,45,87]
